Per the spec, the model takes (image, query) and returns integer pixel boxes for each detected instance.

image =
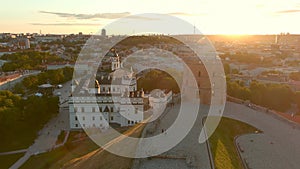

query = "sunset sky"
[1,0,300,35]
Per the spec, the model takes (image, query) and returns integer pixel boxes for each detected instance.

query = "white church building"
[69,49,145,130]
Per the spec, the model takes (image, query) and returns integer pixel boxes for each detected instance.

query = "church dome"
[105,49,118,57]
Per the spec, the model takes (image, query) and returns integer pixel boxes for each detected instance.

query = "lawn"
[0,153,25,169]
[0,121,44,152]
[64,123,146,169]
[20,131,99,169]
[208,117,258,169]
[20,124,143,169]
[55,130,67,145]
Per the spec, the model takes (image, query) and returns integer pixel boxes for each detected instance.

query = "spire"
[193,24,196,34]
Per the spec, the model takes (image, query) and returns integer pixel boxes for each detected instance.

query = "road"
[133,102,213,169]
[9,81,71,169]
[0,71,40,90]
[224,102,300,169]
[135,100,300,169]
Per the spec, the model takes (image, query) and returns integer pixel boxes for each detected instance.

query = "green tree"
[294,92,300,111]
[223,63,230,75]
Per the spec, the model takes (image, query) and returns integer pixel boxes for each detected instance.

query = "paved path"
[224,102,300,169]
[9,81,71,169]
[0,149,27,156]
[133,102,212,169]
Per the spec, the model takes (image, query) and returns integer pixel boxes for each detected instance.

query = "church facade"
[69,50,144,130]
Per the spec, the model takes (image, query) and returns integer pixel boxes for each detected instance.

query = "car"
[57,84,63,88]
[35,93,43,97]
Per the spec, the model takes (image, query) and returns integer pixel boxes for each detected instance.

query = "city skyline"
[1,0,300,35]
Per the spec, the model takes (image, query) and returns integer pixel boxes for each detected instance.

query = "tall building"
[101,29,106,37]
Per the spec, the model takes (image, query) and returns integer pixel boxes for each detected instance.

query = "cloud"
[168,12,194,16]
[39,11,130,19]
[39,11,204,21]
[126,15,161,20]
[30,23,100,26]
[168,12,206,16]
[275,9,300,14]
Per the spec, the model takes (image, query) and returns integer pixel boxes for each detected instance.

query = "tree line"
[0,51,63,72]
[137,69,180,94]
[227,80,298,112]
[13,67,73,94]
[0,90,59,151]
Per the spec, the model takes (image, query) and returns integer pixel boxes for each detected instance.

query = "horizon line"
[1,32,299,36]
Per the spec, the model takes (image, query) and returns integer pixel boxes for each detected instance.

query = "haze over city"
[1,0,300,35]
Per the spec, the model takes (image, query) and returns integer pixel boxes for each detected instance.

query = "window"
[110,116,114,121]
[93,124,96,127]
[81,107,84,112]
[198,71,201,77]
[82,116,85,121]
[92,107,95,112]
[100,107,102,112]
[92,116,95,120]
[74,107,78,112]
[128,120,130,124]
[75,116,78,121]
[83,124,85,127]
[100,116,103,120]
[75,124,78,127]
[111,107,114,112]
